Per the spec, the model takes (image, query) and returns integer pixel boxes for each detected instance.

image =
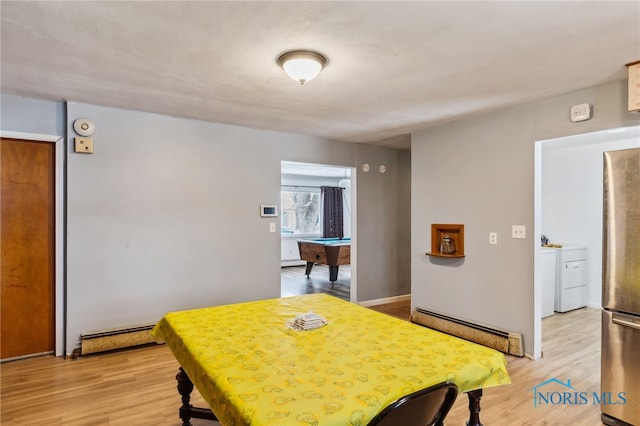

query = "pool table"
[297,237,351,283]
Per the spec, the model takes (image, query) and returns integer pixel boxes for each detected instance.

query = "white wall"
[411,80,640,357]
[541,127,640,308]
[1,94,411,355]
[1,95,64,135]
[62,101,411,354]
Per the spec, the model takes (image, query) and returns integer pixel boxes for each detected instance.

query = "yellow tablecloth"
[152,294,510,426]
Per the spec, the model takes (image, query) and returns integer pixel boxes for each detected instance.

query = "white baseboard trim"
[359,294,411,307]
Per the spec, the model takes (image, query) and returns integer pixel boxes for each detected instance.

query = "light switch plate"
[74,137,94,154]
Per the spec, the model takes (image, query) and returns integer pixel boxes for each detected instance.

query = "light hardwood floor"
[444,307,602,426]
[1,303,603,426]
[281,264,351,300]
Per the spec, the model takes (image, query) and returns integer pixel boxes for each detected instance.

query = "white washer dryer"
[554,245,588,313]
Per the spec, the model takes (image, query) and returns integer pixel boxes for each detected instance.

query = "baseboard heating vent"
[80,324,157,355]
[412,308,524,357]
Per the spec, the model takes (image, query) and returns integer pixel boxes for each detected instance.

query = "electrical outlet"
[512,225,526,239]
[489,232,498,245]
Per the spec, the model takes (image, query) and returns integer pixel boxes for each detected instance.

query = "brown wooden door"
[1,138,55,359]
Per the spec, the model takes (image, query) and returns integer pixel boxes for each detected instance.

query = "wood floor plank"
[445,306,602,426]
[281,265,350,300]
[1,301,603,425]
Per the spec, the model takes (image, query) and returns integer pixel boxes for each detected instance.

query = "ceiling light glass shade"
[277,50,327,85]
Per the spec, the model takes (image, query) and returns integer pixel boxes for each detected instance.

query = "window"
[281,188,320,235]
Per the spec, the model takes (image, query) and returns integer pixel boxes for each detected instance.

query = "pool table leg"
[304,261,314,277]
[329,265,339,283]
[466,389,483,426]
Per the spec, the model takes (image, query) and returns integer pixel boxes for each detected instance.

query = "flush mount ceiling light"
[277,50,327,85]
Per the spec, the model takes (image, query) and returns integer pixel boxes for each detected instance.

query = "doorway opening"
[533,125,640,358]
[280,161,356,302]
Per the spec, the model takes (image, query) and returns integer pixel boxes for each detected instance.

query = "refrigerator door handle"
[612,313,640,331]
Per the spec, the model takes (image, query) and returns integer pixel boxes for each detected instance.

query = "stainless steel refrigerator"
[601,147,640,426]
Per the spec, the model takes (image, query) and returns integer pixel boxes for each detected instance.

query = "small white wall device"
[570,103,592,122]
[73,118,95,154]
[260,205,278,217]
[73,118,96,136]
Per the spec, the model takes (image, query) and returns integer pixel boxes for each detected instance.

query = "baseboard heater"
[80,324,157,355]
[412,308,524,357]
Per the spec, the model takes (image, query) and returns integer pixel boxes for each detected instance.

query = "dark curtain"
[321,186,344,238]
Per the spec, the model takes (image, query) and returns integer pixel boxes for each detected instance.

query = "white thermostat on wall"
[570,103,592,122]
[260,205,278,217]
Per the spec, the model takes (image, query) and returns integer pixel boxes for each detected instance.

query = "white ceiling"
[2,1,639,150]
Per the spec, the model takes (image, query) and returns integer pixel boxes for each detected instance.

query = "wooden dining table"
[152,293,510,426]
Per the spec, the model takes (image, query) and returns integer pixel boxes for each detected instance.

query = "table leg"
[466,389,483,426]
[305,261,314,277]
[176,367,218,425]
[176,367,194,426]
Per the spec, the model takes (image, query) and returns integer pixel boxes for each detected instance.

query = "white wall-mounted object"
[260,205,277,217]
[74,137,93,153]
[627,61,640,113]
[570,103,592,122]
[489,232,497,245]
[512,225,526,239]
[73,118,95,136]
[378,165,386,173]
[362,163,370,172]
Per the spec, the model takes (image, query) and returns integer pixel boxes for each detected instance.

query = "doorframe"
[279,162,357,302]
[533,141,543,360]
[1,131,65,356]
[533,125,640,361]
